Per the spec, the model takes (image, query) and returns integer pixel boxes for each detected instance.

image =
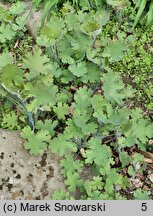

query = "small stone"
[148,140,153,145]
[134,162,141,171]
[148,174,153,183]
[115,185,121,191]
[8,177,14,184]
[131,178,143,188]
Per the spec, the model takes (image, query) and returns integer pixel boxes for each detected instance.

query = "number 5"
[141,203,147,211]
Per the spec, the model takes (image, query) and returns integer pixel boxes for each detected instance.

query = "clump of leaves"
[39,0,128,27]
[50,71,152,199]
[0,1,28,51]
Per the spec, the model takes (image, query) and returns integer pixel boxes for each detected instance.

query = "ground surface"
[0,130,64,199]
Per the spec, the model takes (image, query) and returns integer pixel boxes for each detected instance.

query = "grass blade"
[146,0,153,26]
[133,0,147,28]
[41,0,58,28]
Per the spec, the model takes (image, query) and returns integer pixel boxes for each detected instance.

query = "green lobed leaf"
[60,155,84,177]
[0,52,13,70]
[0,64,23,91]
[64,171,83,192]
[104,169,126,194]
[73,109,98,135]
[0,24,15,43]
[102,71,125,104]
[102,40,127,62]
[49,134,77,156]
[35,119,58,137]
[2,111,18,130]
[23,47,54,80]
[84,137,112,166]
[133,189,150,200]
[68,62,88,77]
[52,190,72,200]
[53,102,69,120]
[73,86,93,110]
[9,2,26,15]
[24,82,58,112]
[21,126,51,155]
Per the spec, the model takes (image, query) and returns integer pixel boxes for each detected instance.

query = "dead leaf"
[144,158,153,164]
